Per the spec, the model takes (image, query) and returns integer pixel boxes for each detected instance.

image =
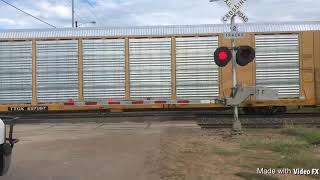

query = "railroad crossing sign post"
[230,15,242,135]
[222,0,248,135]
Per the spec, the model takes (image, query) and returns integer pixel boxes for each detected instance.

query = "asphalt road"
[2,122,197,180]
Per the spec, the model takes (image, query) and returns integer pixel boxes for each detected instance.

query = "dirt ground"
[159,128,241,180]
[1,122,242,180]
[2,122,318,180]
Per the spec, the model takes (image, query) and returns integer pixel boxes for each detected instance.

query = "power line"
[63,0,93,24]
[84,0,95,8]
[83,1,100,22]
[84,0,106,26]
[0,0,56,28]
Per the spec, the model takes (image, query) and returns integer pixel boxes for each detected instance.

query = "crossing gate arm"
[221,85,279,106]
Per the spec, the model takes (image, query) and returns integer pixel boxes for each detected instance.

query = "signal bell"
[214,47,232,67]
[236,46,255,66]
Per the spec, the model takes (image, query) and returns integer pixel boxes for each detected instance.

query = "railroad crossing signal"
[210,0,251,134]
[214,46,255,67]
[214,47,232,67]
[236,46,255,66]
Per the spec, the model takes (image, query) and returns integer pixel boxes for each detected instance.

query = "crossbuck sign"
[221,0,249,23]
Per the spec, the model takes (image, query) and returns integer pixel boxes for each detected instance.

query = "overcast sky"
[0,0,319,29]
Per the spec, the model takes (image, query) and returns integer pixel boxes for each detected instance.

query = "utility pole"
[72,0,75,28]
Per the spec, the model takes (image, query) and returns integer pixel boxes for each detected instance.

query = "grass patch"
[240,127,320,174]
[241,151,320,170]
[235,172,279,180]
[212,147,240,156]
[280,126,320,144]
[241,135,309,153]
[240,162,281,170]
[280,151,320,169]
[240,150,283,169]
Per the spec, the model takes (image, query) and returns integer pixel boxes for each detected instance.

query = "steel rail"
[1,111,320,127]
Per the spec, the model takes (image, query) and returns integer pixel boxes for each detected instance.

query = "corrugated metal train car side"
[0,23,319,112]
[314,31,320,105]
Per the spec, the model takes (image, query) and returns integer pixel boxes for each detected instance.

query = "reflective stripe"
[155,101,167,104]
[132,100,144,104]
[64,99,217,105]
[85,102,97,105]
[108,102,121,105]
[177,100,190,104]
[64,99,75,106]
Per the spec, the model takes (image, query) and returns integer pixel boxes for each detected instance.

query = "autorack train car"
[0,21,319,114]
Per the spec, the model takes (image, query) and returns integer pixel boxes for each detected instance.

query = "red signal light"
[218,51,228,61]
[214,47,232,67]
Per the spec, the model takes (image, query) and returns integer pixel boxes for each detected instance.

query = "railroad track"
[0,111,199,123]
[197,113,320,128]
[0,111,319,128]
